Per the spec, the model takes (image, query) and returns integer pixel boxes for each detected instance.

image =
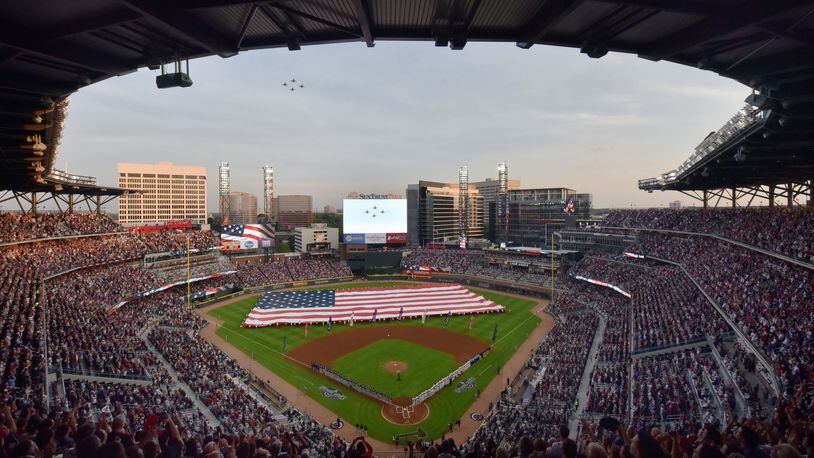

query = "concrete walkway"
[226,374,284,418]
[631,339,709,359]
[568,313,607,437]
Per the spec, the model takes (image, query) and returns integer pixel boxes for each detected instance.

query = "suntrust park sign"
[347,192,403,199]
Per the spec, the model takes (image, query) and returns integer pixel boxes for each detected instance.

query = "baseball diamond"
[204,281,548,442]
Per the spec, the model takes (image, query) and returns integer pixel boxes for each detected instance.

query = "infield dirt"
[287,325,490,368]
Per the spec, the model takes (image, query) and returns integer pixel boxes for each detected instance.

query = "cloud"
[55,42,748,211]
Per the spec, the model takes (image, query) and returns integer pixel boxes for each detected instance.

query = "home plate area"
[382,397,430,425]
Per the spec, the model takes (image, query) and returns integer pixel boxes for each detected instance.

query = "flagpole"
[550,233,554,302]
[186,233,191,308]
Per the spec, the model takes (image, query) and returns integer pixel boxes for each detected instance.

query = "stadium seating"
[0,212,122,242]
[604,207,814,263]
[402,248,559,287]
[1,210,813,458]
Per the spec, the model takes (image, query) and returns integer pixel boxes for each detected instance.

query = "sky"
[56,40,748,211]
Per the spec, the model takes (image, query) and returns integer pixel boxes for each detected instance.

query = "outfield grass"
[333,339,459,398]
[208,281,542,442]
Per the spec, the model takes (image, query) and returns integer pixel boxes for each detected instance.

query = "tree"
[207,215,223,230]
[276,240,293,253]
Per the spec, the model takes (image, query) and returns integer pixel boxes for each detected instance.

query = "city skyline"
[56,41,747,211]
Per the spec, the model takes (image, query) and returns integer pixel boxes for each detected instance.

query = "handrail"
[40,278,50,411]
[706,336,749,418]
[600,226,814,271]
[640,254,782,397]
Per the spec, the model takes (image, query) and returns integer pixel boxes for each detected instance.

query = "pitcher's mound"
[383,361,408,373]
[381,397,429,425]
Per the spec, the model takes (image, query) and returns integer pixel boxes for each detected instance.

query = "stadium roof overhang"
[1,0,814,191]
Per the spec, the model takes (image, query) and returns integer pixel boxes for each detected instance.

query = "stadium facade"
[117,162,207,226]
[490,187,592,247]
[294,223,339,254]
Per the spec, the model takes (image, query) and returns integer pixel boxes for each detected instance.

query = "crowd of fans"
[402,249,559,287]
[604,207,814,263]
[468,308,599,450]
[2,210,814,457]
[0,263,44,396]
[234,259,352,288]
[628,232,814,396]
[0,213,357,458]
[0,212,122,243]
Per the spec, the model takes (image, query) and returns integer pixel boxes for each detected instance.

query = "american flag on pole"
[242,284,504,327]
[220,223,275,249]
[563,198,575,215]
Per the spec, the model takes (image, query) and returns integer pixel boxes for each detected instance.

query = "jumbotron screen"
[342,199,407,244]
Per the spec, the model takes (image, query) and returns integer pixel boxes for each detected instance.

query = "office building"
[491,187,592,246]
[323,205,336,214]
[471,177,521,227]
[117,162,207,226]
[406,180,484,246]
[227,192,257,225]
[272,195,312,230]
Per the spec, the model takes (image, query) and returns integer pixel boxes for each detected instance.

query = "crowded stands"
[402,248,560,287]
[1,208,814,458]
[0,212,122,243]
[604,207,814,263]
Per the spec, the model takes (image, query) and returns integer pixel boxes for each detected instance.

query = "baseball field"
[206,281,543,442]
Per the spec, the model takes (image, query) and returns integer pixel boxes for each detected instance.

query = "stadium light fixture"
[580,42,608,59]
[156,58,193,89]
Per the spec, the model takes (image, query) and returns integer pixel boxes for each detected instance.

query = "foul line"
[493,305,548,347]
[295,376,315,386]
[477,364,494,376]
[205,318,312,370]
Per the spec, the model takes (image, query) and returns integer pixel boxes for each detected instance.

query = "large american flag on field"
[242,284,504,327]
[220,223,275,249]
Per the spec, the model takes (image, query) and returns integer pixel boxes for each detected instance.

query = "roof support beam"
[350,0,375,47]
[517,0,586,49]
[641,0,810,60]
[0,74,78,97]
[259,5,307,50]
[592,0,714,16]
[268,4,359,39]
[0,30,133,74]
[235,4,259,49]
[121,0,238,57]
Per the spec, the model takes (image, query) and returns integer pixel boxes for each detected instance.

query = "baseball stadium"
[1,1,814,458]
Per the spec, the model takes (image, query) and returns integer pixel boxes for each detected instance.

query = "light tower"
[218,161,230,225]
[262,165,274,222]
[458,165,469,248]
[497,161,509,242]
